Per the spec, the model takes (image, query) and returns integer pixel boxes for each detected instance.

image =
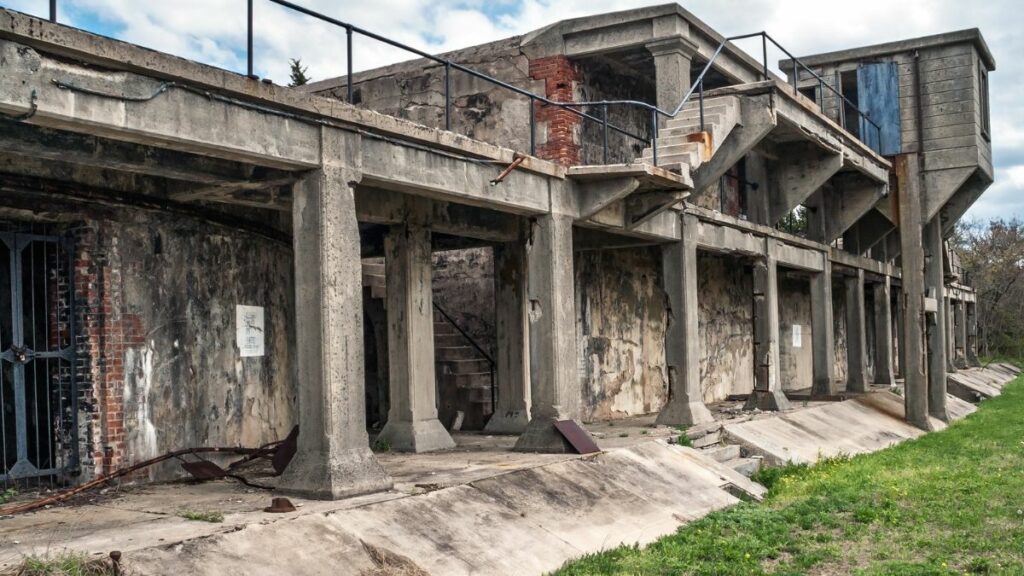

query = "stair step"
[438,358,493,374]
[436,346,482,361]
[433,322,460,336]
[435,333,469,348]
[641,141,702,159]
[439,372,493,389]
[691,430,722,449]
[700,444,741,462]
[726,456,762,478]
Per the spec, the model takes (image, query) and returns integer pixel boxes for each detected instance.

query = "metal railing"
[44,1,884,163]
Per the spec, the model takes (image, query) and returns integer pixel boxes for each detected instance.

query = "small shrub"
[0,487,16,505]
[750,461,810,492]
[372,438,392,453]
[179,510,224,523]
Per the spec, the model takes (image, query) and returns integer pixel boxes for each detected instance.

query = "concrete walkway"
[947,362,1021,402]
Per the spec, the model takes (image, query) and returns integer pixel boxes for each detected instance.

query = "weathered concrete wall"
[833,281,849,385]
[575,55,656,165]
[697,253,754,401]
[575,248,668,421]
[778,275,813,391]
[431,247,496,352]
[74,209,295,482]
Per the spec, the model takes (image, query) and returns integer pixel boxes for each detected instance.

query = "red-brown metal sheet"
[553,420,601,455]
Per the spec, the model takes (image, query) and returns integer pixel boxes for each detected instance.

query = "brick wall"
[529,55,582,166]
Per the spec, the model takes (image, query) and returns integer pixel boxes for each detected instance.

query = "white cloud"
[4,0,1022,220]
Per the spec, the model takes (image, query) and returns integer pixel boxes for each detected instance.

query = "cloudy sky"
[4,0,1021,222]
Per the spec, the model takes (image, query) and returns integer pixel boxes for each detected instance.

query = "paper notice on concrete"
[792,324,802,348]
[237,305,265,357]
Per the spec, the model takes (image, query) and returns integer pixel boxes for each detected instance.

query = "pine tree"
[288,58,311,87]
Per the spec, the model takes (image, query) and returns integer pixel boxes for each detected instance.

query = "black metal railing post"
[602,103,609,165]
[529,96,536,155]
[818,78,824,111]
[650,108,658,165]
[49,0,56,22]
[792,60,798,90]
[698,79,705,131]
[346,25,354,103]
[246,0,254,78]
[761,33,769,80]
[444,62,451,131]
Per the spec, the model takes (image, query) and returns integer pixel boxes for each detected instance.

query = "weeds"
[179,510,224,523]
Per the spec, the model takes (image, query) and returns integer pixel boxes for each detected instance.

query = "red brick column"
[529,55,581,166]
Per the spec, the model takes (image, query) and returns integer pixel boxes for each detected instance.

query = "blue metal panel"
[857,62,902,156]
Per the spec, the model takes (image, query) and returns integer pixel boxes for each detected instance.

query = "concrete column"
[945,297,958,373]
[746,239,790,411]
[923,216,948,422]
[514,214,581,452]
[896,155,931,429]
[954,299,968,369]
[657,213,714,426]
[485,240,531,434]
[646,37,698,121]
[966,301,980,367]
[378,221,456,452]
[844,269,869,392]
[873,278,895,385]
[894,290,906,379]
[810,255,836,396]
[277,132,392,499]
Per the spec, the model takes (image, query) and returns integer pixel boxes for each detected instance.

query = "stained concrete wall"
[575,54,657,165]
[575,248,667,421]
[82,210,295,481]
[778,275,813,391]
[697,253,754,401]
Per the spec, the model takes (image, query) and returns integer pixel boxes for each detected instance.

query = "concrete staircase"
[361,259,495,431]
[684,422,762,478]
[639,96,742,173]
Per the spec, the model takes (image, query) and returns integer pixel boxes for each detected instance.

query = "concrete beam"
[692,98,775,199]
[575,177,640,220]
[768,143,843,226]
[746,239,791,411]
[657,213,714,426]
[354,187,521,243]
[485,239,532,434]
[844,269,868,393]
[515,214,581,452]
[0,39,321,169]
[873,278,895,385]
[817,173,888,244]
[277,130,392,499]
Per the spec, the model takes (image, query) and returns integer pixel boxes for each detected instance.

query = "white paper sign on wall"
[237,305,265,357]
[792,324,802,348]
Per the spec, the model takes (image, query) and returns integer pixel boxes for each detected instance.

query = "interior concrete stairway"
[684,422,762,478]
[639,95,742,173]
[361,259,495,431]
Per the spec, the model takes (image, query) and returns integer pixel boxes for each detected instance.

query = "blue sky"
[3,0,1022,223]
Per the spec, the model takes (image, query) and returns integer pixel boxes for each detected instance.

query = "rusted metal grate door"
[0,227,78,484]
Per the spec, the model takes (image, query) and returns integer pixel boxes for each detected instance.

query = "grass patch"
[7,552,115,576]
[0,487,16,505]
[179,510,224,523]
[555,374,1024,575]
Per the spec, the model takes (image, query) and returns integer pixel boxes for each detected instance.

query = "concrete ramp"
[127,442,761,576]
[948,363,1021,402]
[722,391,974,466]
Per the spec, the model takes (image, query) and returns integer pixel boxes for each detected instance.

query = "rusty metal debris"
[489,153,526,185]
[263,497,296,513]
[553,420,601,455]
[0,426,299,516]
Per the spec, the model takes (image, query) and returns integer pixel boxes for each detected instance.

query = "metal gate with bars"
[0,225,78,484]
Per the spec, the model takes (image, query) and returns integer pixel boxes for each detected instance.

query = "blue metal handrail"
[44,1,883,163]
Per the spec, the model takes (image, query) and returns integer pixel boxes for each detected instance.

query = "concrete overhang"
[779,28,996,72]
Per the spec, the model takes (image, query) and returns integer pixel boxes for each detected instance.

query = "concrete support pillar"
[896,155,931,429]
[872,278,895,385]
[894,290,906,379]
[746,239,791,411]
[810,255,836,396]
[485,240,531,434]
[657,213,714,426]
[378,221,456,452]
[514,214,581,452]
[954,299,968,369]
[844,269,868,392]
[945,297,958,373]
[966,301,980,367]
[923,217,948,422]
[278,133,392,499]
[646,36,698,122]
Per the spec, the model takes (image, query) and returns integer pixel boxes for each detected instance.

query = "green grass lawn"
[556,375,1024,576]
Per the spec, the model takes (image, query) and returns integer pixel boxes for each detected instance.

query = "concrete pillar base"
[484,410,530,435]
[655,401,714,427]
[512,417,575,453]
[277,447,393,500]
[377,419,456,453]
[744,389,791,412]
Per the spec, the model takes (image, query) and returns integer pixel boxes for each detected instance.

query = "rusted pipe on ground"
[0,446,271,516]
